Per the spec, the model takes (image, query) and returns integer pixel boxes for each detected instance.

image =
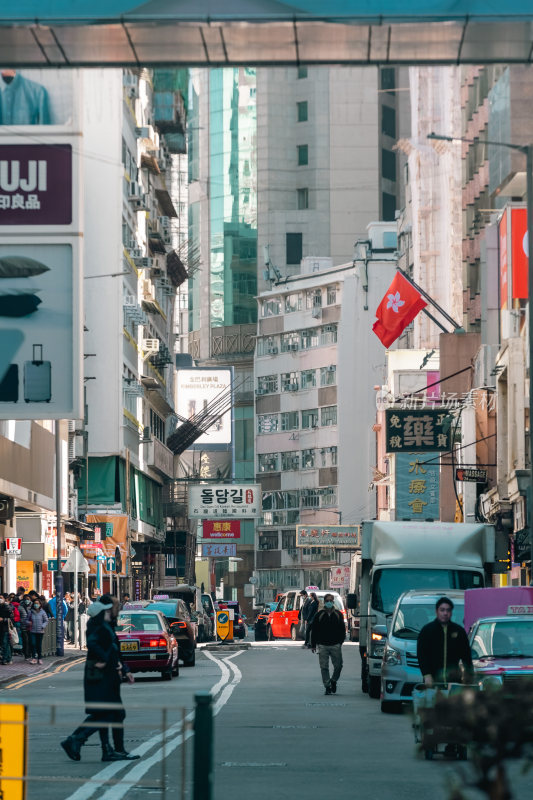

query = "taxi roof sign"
[153,594,169,600]
[507,605,533,615]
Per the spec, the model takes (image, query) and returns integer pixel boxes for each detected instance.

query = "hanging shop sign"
[396,452,440,520]
[202,520,241,539]
[296,525,361,548]
[189,484,261,518]
[385,409,452,453]
[455,468,487,483]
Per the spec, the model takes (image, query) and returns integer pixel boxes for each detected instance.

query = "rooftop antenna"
[263,244,283,284]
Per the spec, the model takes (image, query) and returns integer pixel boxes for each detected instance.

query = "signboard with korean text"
[395,452,440,520]
[296,525,361,548]
[202,520,241,539]
[330,565,351,589]
[202,543,237,557]
[455,468,487,483]
[385,409,452,453]
[188,484,261,518]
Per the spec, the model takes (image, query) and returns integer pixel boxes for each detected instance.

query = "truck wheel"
[290,625,298,641]
[368,676,381,699]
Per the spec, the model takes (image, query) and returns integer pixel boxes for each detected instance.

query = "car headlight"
[371,632,386,658]
[384,645,402,666]
[480,675,503,690]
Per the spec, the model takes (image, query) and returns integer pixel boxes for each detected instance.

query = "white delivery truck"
[353,521,495,699]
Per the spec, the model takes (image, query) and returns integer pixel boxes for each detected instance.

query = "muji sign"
[0,144,72,225]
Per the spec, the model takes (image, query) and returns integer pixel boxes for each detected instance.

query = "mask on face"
[33,603,40,610]
[324,601,334,609]
[23,599,31,605]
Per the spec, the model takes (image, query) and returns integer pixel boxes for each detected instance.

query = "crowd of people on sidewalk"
[0,586,91,666]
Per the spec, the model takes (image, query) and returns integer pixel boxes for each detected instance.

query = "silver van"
[380,589,465,713]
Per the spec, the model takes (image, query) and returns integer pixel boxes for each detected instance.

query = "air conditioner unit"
[135,257,153,270]
[68,433,86,461]
[327,365,336,372]
[140,426,152,443]
[142,280,156,301]
[68,419,76,433]
[151,267,164,278]
[267,347,278,355]
[128,247,143,259]
[287,384,298,392]
[123,294,137,306]
[255,388,266,396]
[128,181,142,199]
[287,548,298,558]
[143,338,160,353]
[289,344,299,351]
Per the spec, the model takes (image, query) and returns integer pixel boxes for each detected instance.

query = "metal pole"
[193,692,213,800]
[74,547,78,649]
[55,422,64,657]
[527,144,533,581]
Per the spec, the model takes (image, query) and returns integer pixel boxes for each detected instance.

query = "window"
[301,489,320,508]
[297,188,309,210]
[259,534,278,551]
[306,289,322,309]
[382,149,397,182]
[297,66,308,79]
[285,293,302,313]
[258,453,279,472]
[320,406,337,426]
[297,101,308,122]
[320,324,337,345]
[281,451,300,470]
[257,375,278,394]
[281,372,299,392]
[320,365,336,386]
[282,530,296,550]
[262,298,281,317]
[301,408,318,429]
[381,105,396,138]
[301,328,319,349]
[326,285,337,305]
[286,232,303,264]
[322,487,338,507]
[380,67,395,94]
[297,145,308,166]
[320,446,337,467]
[281,411,299,431]
[257,414,279,434]
[257,336,279,356]
[300,369,316,389]
[301,449,315,468]
[382,192,397,222]
[149,408,165,442]
[281,332,299,352]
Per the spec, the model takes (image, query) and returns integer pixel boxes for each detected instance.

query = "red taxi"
[266,590,305,641]
[116,609,179,680]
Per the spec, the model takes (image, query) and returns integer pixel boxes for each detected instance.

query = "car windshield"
[148,603,178,617]
[371,569,482,614]
[471,619,533,658]
[392,602,465,639]
[117,613,163,633]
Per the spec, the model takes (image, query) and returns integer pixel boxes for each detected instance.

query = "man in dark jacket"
[311,594,346,694]
[304,593,319,648]
[417,596,472,686]
[61,595,140,763]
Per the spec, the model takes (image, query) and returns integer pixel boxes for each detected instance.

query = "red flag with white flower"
[372,271,427,347]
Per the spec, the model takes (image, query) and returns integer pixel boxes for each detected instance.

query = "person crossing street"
[311,594,346,694]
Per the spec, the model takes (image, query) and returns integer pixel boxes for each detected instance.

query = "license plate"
[120,641,138,652]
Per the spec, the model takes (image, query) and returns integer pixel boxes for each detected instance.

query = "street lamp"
[428,132,533,575]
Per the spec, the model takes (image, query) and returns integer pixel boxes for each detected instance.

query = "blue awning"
[1,1,533,65]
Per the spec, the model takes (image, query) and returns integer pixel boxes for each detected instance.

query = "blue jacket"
[48,596,68,619]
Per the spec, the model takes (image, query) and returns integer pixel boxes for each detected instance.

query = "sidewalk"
[0,642,85,686]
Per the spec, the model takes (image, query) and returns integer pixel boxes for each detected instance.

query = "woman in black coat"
[61,595,140,762]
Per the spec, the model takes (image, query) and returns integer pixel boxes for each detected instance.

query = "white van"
[380,589,465,713]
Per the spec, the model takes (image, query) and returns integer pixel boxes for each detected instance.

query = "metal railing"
[0,693,213,800]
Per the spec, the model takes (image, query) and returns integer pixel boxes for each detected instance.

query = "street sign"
[105,556,116,572]
[6,537,22,555]
[0,703,27,800]
[47,558,66,571]
[455,468,488,483]
[96,551,105,562]
[216,610,233,642]
[201,543,237,557]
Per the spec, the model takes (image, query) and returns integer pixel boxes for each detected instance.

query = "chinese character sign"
[202,520,241,539]
[395,452,440,520]
[201,543,237,557]
[296,525,361,548]
[386,409,452,453]
[189,484,261,518]
[330,566,350,589]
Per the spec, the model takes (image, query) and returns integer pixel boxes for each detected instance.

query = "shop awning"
[2,3,533,66]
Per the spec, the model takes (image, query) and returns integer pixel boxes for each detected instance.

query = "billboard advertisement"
[189,484,261,518]
[296,525,361,548]
[499,209,508,309]
[202,520,241,539]
[0,69,76,127]
[0,240,82,419]
[176,367,232,446]
[0,144,72,224]
[499,206,529,303]
[395,451,440,520]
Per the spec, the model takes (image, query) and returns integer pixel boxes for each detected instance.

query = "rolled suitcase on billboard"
[24,344,51,402]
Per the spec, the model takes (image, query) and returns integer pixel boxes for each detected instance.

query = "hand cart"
[412,683,478,760]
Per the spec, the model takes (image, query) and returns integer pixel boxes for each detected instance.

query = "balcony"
[145,437,174,479]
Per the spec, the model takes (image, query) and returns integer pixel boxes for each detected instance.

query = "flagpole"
[397,268,462,331]
[421,307,450,334]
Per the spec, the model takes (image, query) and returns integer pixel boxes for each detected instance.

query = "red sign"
[202,520,241,539]
[511,207,528,300]
[499,209,508,309]
[6,537,22,554]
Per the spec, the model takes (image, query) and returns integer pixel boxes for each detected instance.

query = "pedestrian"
[65,595,75,643]
[20,595,33,660]
[304,592,319,648]
[11,597,23,656]
[119,593,131,610]
[39,594,53,618]
[16,586,26,603]
[0,595,14,664]
[298,590,309,644]
[311,593,346,695]
[29,597,49,664]
[417,596,473,686]
[61,594,140,763]
[48,591,68,620]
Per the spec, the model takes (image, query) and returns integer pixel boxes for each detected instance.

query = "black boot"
[112,725,141,760]
[61,736,83,761]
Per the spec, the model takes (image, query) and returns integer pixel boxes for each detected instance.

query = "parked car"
[201,593,216,641]
[152,585,212,642]
[147,599,197,667]
[266,590,306,641]
[380,589,465,713]
[254,604,275,641]
[219,600,247,639]
[115,610,179,680]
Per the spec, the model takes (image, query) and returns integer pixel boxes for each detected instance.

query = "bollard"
[193,692,213,800]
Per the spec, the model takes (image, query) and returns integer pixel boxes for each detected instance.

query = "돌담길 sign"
[189,484,261,518]
[385,409,452,453]
[296,525,361,548]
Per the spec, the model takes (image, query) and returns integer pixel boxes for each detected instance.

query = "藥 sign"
[385,409,452,453]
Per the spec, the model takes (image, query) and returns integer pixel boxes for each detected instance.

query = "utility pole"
[55,422,64,657]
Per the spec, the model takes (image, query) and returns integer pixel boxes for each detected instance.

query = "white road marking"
[64,651,243,800]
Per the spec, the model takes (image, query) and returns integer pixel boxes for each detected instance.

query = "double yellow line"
[4,656,86,691]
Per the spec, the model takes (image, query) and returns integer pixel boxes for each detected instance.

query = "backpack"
[12,604,20,623]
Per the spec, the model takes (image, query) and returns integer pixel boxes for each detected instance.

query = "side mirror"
[373,624,388,637]
[346,593,358,610]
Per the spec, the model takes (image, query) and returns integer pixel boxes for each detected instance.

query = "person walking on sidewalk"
[61,595,140,763]
[0,595,14,664]
[19,595,33,660]
[29,598,49,664]
[311,594,346,695]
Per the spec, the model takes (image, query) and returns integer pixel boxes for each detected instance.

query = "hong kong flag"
[372,272,427,348]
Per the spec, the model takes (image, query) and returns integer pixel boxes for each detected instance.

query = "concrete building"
[254,223,397,602]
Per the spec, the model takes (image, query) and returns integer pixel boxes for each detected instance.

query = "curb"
[0,651,85,687]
